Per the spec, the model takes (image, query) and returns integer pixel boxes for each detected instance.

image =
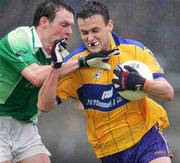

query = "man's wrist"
[143,79,149,92]
[51,62,62,69]
[136,77,146,91]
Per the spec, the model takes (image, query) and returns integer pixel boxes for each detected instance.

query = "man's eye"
[61,24,67,27]
[81,32,88,35]
[92,29,99,33]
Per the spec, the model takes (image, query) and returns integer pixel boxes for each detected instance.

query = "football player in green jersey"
[0,1,76,162]
[0,0,82,162]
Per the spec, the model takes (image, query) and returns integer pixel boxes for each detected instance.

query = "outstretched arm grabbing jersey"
[38,48,119,111]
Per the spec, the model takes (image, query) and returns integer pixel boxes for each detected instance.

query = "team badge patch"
[93,70,102,79]
[16,50,29,56]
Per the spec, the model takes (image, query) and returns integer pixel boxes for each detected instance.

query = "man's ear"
[107,19,114,31]
[39,16,49,26]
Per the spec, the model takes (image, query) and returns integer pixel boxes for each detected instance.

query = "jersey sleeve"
[133,46,164,79]
[3,27,39,72]
[143,47,164,75]
[56,70,83,102]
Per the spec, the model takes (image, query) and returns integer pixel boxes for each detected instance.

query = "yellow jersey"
[57,32,169,158]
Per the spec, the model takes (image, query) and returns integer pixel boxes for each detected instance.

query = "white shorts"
[0,116,51,162]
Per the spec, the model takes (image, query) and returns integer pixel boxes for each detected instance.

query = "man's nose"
[88,33,96,42]
[66,26,73,37]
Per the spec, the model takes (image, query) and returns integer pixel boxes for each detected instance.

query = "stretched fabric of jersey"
[57,32,169,158]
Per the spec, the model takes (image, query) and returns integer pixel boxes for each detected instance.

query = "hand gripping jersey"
[57,32,169,158]
[0,26,51,123]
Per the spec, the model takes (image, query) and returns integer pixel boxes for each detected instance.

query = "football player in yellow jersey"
[38,0,174,162]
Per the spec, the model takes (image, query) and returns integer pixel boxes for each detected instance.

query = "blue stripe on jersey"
[64,43,86,62]
[153,73,165,79]
[77,84,129,112]
[112,32,145,50]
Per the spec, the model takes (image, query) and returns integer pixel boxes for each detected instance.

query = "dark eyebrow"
[80,27,99,33]
[61,20,71,25]
[80,29,88,32]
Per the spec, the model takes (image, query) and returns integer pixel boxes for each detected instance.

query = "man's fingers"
[113,65,123,76]
[89,49,120,59]
[112,78,119,85]
[56,44,69,58]
[107,49,120,57]
[80,49,120,69]
[124,65,137,73]
[98,62,111,70]
[86,58,103,66]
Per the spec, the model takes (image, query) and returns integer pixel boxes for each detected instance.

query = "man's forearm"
[58,59,79,78]
[37,59,80,112]
[143,78,174,101]
[21,64,52,87]
[38,68,60,112]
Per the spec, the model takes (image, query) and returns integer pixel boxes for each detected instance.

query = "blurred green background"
[0,0,179,162]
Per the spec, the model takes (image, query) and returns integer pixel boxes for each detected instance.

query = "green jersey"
[0,26,51,123]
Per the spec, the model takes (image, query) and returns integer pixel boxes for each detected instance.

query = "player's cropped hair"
[33,0,75,27]
[76,0,110,25]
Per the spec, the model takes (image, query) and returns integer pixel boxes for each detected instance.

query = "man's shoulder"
[112,32,145,50]
[8,26,31,40]
[7,26,33,52]
[0,26,30,45]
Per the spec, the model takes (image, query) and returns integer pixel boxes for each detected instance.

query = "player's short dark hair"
[33,0,75,27]
[76,0,110,25]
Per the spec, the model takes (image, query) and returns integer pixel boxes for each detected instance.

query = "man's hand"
[50,39,69,68]
[112,65,146,91]
[78,49,119,70]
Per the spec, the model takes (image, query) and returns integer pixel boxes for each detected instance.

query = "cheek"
[50,23,63,34]
[54,26,64,34]
[102,33,109,43]
[80,35,87,42]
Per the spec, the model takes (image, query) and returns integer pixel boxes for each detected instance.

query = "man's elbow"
[31,77,43,87]
[166,87,174,101]
[37,102,53,113]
